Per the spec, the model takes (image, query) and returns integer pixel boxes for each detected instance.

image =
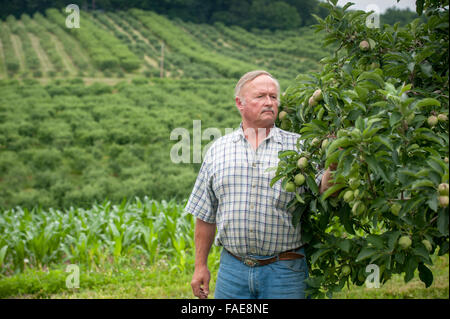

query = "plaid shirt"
[185,124,319,257]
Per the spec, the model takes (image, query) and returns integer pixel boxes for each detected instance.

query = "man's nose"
[264,95,273,105]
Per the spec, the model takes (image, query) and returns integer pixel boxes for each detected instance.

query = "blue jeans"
[214,247,309,299]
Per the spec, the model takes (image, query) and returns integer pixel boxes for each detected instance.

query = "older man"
[186,70,334,299]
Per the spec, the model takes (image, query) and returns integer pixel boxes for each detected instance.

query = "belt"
[227,248,304,267]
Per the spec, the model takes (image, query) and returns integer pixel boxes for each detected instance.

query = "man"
[186,70,335,299]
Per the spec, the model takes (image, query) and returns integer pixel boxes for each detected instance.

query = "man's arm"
[191,218,216,299]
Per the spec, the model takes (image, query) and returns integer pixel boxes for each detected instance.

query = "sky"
[336,0,417,13]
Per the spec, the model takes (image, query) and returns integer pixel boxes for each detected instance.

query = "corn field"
[0,197,221,276]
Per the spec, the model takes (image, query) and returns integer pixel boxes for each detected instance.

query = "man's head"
[235,70,280,129]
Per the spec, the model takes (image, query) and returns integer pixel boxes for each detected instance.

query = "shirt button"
[252,163,256,167]
[250,204,255,210]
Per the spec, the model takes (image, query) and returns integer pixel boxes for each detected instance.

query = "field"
[0,8,332,210]
[0,8,448,299]
[0,199,447,299]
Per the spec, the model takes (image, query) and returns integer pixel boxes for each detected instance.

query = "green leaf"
[410,179,435,189]
[336,239,351,253]
[366,235,385,249]
[386,231,401,251]
[412,98,441,109]
[373,135,393,151]
[404,256,418,283]
[418,263,433,288]
[321,183,346,201]
[437,208,449,236]
[365,155,389,182]
[278,150,298,158]
[295,192,305,204]
[306,174,319,195]
[326,137,353,156]
[270,174,284,188]
[389,112,402,127]
[355,247,377,262]
[311,248,331,265]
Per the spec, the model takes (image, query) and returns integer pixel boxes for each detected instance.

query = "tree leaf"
[278,150,298,158]
[321,183,346,201]
[437,208,449,236]
[306,174,319,195]
[355,247,377,262]
[418,263,433,288]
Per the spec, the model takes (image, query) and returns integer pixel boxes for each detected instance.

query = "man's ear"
[235,96,244,112]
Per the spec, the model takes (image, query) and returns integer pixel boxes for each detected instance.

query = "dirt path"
[0,37,6,78]
[9,33,25,73]
[50,33,77,75]
[28,32,53,74]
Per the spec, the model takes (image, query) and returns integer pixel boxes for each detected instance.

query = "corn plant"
[0,197,206,275]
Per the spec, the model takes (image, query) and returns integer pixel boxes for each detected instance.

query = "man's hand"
[320,162,339,196]
[191,266,211,299]
[191,218,216,299]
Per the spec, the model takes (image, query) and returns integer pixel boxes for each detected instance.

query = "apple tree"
[275,0,449,298]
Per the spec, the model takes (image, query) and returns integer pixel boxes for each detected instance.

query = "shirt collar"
[232,123,282,144]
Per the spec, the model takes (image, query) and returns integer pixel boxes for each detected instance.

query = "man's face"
[236,75,279,128]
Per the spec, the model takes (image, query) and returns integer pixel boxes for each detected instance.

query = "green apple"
[311,137,320,147]
[312,89,323,102]
[343,190,354,203]
[398,236,412,250]
[427,115,438,127]
[284,181,296,192]
[438,183,449,195]
[308,96,317,107]
[349,178,360,190]
[294,173,306,186]
[439,195,449,208]
[438,113,448,122]
[359,40,370,51]
[352,201,365,216]
[341,265,351,276]
[297,157,308,169]
[390,203,401,216]
[279,110,287,121]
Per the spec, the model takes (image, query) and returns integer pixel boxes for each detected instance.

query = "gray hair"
[234,70,280,103]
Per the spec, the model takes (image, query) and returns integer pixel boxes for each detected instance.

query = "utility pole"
[160,42,164,78]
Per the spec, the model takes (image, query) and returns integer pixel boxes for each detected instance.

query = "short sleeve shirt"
[185,124,313,257]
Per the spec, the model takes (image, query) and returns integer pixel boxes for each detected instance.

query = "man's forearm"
[194,218,216,268]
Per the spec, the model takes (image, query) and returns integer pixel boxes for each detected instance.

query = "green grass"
[1,251,447,299]
[333,254,449,299]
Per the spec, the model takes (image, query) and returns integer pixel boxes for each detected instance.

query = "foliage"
[275,0,449,298]
[0,197,224,276]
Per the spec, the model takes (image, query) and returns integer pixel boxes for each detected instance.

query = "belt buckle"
[243,257,258,267]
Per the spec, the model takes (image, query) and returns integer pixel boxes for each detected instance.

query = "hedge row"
[0,22,20,75]
[21,13,64,73]
[131,9,258,78]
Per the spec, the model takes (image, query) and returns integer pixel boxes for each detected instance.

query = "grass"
[1,251,447,299]
[333,254,449,299]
